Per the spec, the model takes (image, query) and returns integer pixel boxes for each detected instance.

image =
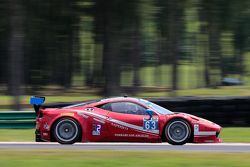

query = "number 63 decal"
[143,118,158,130]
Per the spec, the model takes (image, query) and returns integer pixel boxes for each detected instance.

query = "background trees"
[1,0,250,109]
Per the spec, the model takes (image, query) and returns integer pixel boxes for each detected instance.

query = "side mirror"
[145,109,153,120]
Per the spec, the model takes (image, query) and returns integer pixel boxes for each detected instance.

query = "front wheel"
[165,119,191,145]
[53,118,81,144]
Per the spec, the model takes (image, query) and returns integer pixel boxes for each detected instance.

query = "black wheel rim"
[55,119,78,142]
[167,121,189,143]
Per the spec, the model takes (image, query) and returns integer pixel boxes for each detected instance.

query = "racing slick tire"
[53,118,81,144]
[165,119,191,145]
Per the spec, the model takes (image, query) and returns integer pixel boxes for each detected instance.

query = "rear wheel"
[53,118,81,144]
[165,119,191,145]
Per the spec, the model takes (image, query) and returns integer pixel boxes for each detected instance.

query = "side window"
[100,103,112,111]
[110,102,148,115]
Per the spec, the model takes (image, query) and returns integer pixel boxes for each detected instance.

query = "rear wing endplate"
[30,96,45,115]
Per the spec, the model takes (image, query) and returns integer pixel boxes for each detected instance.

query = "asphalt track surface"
[0,142,250,152]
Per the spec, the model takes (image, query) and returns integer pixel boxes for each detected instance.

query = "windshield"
[139,99,173,115]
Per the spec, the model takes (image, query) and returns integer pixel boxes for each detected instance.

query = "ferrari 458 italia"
[30,96,222,145]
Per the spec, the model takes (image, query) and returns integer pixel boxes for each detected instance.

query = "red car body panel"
[36,97,222,143]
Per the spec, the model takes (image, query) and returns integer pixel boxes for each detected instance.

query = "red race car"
[30,96,222,145]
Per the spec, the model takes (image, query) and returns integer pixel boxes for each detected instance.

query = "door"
[101,101,160,142]
[81,107,110,142]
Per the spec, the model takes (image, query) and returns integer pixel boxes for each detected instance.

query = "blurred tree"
[122,0,142,94]
[8,0,25,110]
[92,0,105,87]
[199,0,224,87]
[199,0,210,87]
[165,0,185,92]
[23,0,80,90]
[95,0,123,96]
[94,0,142,96]
[155,0,168,86]
[0,1,9,85]
[231,1,250,78]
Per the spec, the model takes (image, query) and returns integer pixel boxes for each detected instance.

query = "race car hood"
[173,112,220,127]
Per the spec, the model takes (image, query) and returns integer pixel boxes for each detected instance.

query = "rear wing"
[30,96,45,115]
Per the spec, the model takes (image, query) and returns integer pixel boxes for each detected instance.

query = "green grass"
[0,150,249,167]
[221,127,250,143]
[0,129,34,141]
[0,127,249,143]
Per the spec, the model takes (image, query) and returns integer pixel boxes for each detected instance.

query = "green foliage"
[1,0,250,105]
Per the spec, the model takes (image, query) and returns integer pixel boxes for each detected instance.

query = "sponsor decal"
[115,134,128,137]
[92,124,101,136]
[135,134,149,137]
[114,134,149,138]
[111,122,128,130]
[93,118,105,124]
[194,124,199,132]
[194,124,216,136]
[61,113,74,116]
[77,112,89,118]
[143,118,158,130]
[43,123,49,130]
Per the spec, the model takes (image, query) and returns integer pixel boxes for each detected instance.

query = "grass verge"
[221,127,250,143]
[0,150,250,167]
